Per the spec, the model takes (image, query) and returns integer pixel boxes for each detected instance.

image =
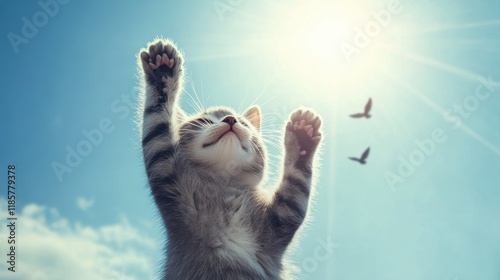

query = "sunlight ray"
[415,19,500,33]
[189,50,256,62]
[451,39,500,46]
[390,76,500,156]
[384,45,484,82]
[457,125,500,156]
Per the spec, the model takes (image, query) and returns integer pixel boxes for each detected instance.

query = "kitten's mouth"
[202,126,249,152]
[202,129,236,148]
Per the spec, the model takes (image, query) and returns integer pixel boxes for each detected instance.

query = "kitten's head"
[178,106,266,184]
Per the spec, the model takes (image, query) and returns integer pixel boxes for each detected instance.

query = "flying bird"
[349,147,370,165]
[350,98,372,119]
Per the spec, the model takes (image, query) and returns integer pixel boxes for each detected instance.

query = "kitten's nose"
[222,116,237,127]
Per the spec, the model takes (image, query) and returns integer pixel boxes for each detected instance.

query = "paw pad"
[140,40,182,87]
[288,109,322,156]
[148,53,175,71]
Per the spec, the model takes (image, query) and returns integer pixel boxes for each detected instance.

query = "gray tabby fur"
[137,38,323,280]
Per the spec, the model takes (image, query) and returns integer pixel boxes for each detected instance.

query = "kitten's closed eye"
[240,120,249,127]
[194,118,214,126]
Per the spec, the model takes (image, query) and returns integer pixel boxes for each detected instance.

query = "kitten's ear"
[243,106,261,131]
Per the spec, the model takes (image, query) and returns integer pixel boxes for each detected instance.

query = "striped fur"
[138,39,322,280]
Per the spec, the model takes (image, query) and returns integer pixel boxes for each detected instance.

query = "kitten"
[138,39,322,280]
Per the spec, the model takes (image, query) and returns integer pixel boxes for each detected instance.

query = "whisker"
[183,89,204,113]
[190,81,206,112]
[239,87,251,113]
[260,127,284,132]
[248,78,270,107]
[260,132,284,138]
[262,140,283,151]
[200,78,207,109]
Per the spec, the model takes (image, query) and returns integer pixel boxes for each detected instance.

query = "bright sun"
[261,0,408,92]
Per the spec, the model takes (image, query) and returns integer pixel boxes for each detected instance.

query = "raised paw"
[286,109,322,156]
[140,39,183,89]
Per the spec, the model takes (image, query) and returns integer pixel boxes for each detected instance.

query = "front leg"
[268,109,322,247]
[139,39,184,203]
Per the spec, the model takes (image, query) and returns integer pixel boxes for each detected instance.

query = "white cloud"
[76,196,95,211]
[0,197,160,280]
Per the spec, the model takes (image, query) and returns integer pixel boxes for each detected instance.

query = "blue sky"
[1,0,499,279]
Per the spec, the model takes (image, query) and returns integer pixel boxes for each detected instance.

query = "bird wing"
[360,147,370,161]
[349,113,365,118]
[348,157,360,162]
[364,98,372,114]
